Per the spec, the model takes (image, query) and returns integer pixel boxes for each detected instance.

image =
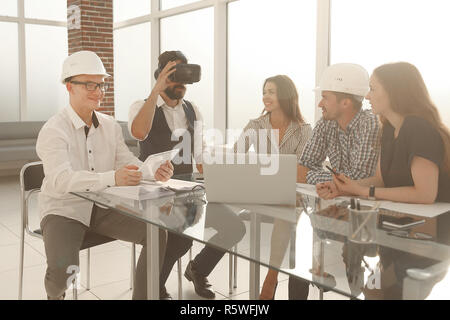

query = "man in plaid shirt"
[291,64,380,300]
[298,63,380,185]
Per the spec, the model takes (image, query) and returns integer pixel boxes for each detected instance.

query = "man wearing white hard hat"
[298,63,380,185]
[291,63,380,299]
[36,50,173,299]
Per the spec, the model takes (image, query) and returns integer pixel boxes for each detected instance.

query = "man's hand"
[316,181,340,200]
[153,61,177,94]
[115,165,142,186]
[155,161,174,182]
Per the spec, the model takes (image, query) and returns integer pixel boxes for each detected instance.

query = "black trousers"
[288,276,310,300]
[160,203,246,287]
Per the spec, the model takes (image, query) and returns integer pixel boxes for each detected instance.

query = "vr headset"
[154,63,201,84]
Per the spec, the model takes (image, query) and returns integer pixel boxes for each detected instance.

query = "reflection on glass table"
[72,177,450,300]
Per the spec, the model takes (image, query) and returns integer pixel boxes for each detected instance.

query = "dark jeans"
[288,276,310,300]
[160,203,246,286]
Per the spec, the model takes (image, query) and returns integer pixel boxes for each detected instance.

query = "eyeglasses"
[70,81,109,92]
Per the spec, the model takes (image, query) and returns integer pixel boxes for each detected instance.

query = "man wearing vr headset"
[129,51,245,300]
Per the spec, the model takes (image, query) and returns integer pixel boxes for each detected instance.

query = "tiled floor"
[0,175,347,300]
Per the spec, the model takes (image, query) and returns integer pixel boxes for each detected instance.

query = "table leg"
[249,213,261,300]
[319,239,324,300]
[147,223,160,300]
[143,201,159,300]
[136,200,160,300]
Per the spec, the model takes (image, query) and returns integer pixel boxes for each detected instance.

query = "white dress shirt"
[36,105,150,227]
[128,95,205,163]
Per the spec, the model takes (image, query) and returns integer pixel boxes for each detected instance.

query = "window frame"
[0,0,330,122]
[0,0,66,121]
[113,0,330,139]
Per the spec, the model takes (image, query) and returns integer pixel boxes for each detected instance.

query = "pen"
[325,165,337,176]
[325,165,345,183]
[351,214,373,240]
[350,198,356,209]
[356,199,361,211]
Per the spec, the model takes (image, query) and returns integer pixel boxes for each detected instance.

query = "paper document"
[141,178,203,192]
[162,179,203,191]
[102,184,174,200]
[332,197,450,218]
[377,201,450,218]
[331,197,450,218]
[140,149,180,175]
[295,183,450,218]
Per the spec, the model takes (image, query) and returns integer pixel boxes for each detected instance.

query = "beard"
[321,108,336,121]
[165,85,186,100]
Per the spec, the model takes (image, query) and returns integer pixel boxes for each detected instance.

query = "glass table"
[72,176,450,300]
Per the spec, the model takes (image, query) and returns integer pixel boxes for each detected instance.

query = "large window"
[331,0,450,126]
[3,0,449,129]
[114,22,151,121]
[113,0,151,23]
[0,1,67,122]
[0,22,20,121]
[161,0,198,11]
[113,1,152,121]
[227,0,317,131]
[160,7,214,129]
[0,0,17,16]
[24,0,66,21]
[25,25,67,121]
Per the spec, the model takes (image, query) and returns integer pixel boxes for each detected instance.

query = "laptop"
[203,154,297,205]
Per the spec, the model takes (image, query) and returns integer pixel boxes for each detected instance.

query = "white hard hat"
[60,50,110,84]
[315,63,369,98]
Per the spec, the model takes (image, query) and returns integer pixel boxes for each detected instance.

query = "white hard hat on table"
[60,50,110,84]
[315,63,369,98]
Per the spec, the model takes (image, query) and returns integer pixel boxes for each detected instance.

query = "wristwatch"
[368,185,376,200]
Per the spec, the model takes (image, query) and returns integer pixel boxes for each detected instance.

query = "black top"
[380,116,450,202]
[139,100,196,175]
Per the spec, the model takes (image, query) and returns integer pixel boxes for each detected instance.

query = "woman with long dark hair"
[234,75,312,299]
[318,62,450,203]
[234,75,311,164]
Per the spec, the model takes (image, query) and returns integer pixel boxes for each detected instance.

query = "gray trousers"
[40,205,167,300]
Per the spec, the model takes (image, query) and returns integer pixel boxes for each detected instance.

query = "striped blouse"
[233,113,312,160]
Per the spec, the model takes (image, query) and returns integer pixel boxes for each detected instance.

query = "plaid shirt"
[299,109,380,184]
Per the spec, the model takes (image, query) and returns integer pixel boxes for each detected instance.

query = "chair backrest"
[20,161,44,192]
[20,161,45,238]
[19,161,116,248]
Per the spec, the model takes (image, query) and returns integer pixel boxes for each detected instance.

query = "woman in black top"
[318,62,450,203]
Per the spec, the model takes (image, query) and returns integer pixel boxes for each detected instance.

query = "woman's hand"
[332,174,364,197]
